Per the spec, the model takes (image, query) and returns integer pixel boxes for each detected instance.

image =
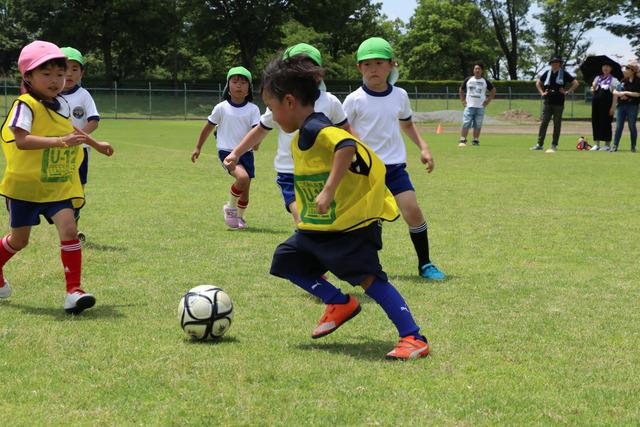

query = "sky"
[379,0,637,66]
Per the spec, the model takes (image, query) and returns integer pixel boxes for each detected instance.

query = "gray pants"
[537,104,564,146]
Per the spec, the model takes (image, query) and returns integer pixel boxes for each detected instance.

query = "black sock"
[409,223,430,267]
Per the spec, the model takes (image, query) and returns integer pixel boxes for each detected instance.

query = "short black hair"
[25,58,67,75]
[473,63,484,70]
[261,56,324,106]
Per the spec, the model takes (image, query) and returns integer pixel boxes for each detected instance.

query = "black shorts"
[270,221,387,286]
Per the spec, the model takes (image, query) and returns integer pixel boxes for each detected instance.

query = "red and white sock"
[229,184,243,208]
[0,235,19,283]
[237,199,248,219]
[60,239,82,293]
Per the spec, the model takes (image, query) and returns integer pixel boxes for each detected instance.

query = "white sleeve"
[8,101,33,134]
[260,107,277,129]
[399,89,412,120]
[208,104,221,125]
[342,94,357,124]
[84,93,100,120]
[251,104,260,127]
[611,78,620,93]
[326,93,348,125]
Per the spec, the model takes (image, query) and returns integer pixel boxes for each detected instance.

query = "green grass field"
[1,121,639,425]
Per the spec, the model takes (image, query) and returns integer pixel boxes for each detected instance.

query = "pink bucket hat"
[18,40,66,75]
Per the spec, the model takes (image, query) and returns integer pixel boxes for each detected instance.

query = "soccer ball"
[178,285,234,340]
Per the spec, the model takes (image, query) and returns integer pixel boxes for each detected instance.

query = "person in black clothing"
[531,56,579,153]
[590,61,619,151]
[612,63,640,152]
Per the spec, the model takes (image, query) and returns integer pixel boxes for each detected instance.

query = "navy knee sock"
[284,274,349,304]
[365,278,422,338]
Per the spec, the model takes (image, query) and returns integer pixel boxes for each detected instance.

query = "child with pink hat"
[0,40,113,314]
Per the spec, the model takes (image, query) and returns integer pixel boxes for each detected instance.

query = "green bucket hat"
[356,37,399,85]
[61,47,85,66]
[356,37,394,62]
[223,66,253,102]
[283,43,322,66]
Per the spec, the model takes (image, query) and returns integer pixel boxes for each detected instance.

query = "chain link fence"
[1,81,591,122]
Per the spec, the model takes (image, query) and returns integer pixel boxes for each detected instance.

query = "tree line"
[1,0,638,83]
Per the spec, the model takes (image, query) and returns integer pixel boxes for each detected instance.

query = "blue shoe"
[419,263,446,280]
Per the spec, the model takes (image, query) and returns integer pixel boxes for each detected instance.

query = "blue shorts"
[270,221,387,285]
[79,147,89,185]
[462,106,485,129]
[275,173,295,211]
[218,150,255,179]
[5,198,74,228]
[385,163,415,195]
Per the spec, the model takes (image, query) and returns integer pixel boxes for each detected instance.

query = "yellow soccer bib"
[292,123,398,232]
[0,94,84,207]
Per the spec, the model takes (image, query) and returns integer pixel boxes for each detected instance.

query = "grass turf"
[0,120,638,425]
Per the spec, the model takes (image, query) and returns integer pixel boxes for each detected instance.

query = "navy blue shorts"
[270,221,388,286]
[79,147,89,185]
[385,163,415,195]
[5,198,74,228]
[218,150,255,179]
[275,173,295,211]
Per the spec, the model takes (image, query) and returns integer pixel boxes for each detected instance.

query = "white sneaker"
[64,290,96,314]
[601,145,610,151]
[0,279,11,299]
[590,145,600,151]
[223,204,239,229]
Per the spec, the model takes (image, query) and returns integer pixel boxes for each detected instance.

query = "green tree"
[477,0,532,80]
[400,0,499,80]
[603,0,640,57]
[0,0,38,77]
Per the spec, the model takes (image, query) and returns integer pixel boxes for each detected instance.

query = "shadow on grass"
[236,227,290,235]
[83,241,128,252]
[297,339,394,361]
[388,274,456,284]
[2,301,133,320]
[182,335,240,345]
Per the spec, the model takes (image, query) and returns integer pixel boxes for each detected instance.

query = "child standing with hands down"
[60,47,101,240]
[343,37,445,281]
[265,56,431,360]
[192,66,260,229]
[0,41,113,313]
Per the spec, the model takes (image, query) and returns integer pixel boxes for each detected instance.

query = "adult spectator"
[589,61,619,151]
[458,64,496,147]
[530,56,579,153]
[612,63,640,152]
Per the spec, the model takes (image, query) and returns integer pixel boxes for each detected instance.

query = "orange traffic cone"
[436,123,444,134]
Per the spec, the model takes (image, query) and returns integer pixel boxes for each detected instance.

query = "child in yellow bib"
[264,56,431,360]
[0,41,113,314]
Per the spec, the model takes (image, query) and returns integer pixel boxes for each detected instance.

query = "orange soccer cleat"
[385,336,430,360]
[311,295,361,339]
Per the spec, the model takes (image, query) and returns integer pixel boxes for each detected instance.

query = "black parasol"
[580,55,624,85]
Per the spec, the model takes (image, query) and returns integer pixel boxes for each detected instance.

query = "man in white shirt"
[458,64,495,147]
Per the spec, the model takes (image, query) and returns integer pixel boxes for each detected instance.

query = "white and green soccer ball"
[178,285,233,340]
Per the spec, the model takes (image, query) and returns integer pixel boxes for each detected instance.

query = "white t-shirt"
[208,100,260,151]
[462,77,494,108]
[61,85,100,148]
[342,85,412,164]
[260,91,348,173]
[7,95,71,135]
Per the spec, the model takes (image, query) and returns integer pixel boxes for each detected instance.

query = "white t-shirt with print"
[61,85,100,148]
[462,77,494,108]
[260,91,348,174]
[208,100,261,151]
[342,85,412,165]
[7,95,72,135]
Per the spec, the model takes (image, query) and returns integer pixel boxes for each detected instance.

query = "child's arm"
[82,119,99,135]
[73,126,114,156]
[12,128,85,150]
[192,122,215,163]
[316,145,356,214]
[223,125,269,171]
[400,120,435,173]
